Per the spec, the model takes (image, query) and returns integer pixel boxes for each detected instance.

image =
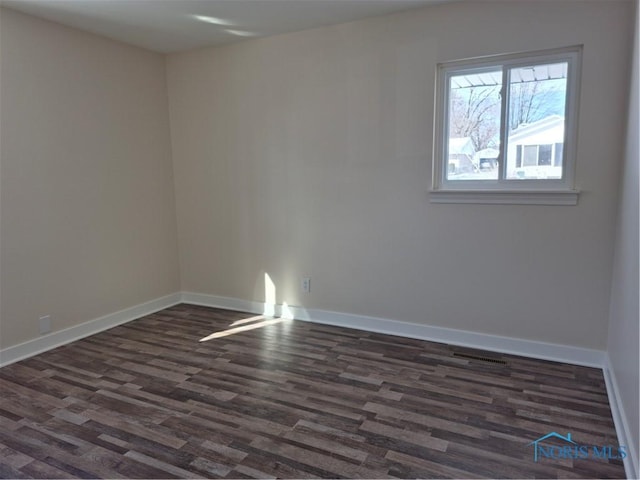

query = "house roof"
[474,148,499,160]
[449,137,475,156]
[509,115,564,142]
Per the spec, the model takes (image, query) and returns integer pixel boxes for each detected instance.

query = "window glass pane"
[446,69,502,180]
[505,62,568,180]
[539,144,552,165]
[523,145,537,166]
[554,143,564,167]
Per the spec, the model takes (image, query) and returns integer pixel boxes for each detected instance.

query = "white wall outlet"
[39,315,51,335]
[302,277,311,293]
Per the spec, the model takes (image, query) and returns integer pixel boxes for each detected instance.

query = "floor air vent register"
[452,352,508,365]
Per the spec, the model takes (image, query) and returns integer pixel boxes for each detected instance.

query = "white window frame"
[430,46,582,205]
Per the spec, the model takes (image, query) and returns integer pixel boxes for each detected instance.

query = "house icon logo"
[527,432,576,462]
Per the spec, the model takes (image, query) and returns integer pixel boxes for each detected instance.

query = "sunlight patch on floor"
[199,317,289,342]
[230,315,268,327]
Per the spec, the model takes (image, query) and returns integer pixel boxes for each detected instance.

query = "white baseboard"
[0,293,182,368]
[603,356,639,480]
[0,290,606,369]
[179,291,606,368]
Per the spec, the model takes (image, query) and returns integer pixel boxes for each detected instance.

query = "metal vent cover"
[452,352,508,365]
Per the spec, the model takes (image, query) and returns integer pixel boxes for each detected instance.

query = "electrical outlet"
[302,277,311,293]
[39,315,51,335]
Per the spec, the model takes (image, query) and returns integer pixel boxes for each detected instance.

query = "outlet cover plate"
[39,315,51,335]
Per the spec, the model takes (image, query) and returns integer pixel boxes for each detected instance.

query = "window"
[431,46,582,205]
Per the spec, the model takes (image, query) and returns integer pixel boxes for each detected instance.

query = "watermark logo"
[527,432,627,462]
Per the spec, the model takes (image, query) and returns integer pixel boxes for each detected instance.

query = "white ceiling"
[0,0,453,53]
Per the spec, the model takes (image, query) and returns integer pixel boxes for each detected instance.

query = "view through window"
[446,62,568,182]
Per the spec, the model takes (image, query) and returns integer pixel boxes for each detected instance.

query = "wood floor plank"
[0,304,626,479]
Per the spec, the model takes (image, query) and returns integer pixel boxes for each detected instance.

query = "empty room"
[0,0,638,478]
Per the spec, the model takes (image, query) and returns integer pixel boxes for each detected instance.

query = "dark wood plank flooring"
[0,304,625,478]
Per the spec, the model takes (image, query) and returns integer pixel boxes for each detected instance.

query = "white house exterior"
[506,115,565,179]
[448,137,476,174]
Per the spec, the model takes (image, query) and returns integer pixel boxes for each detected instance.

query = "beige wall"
[0,8,180,348]
[167,0,634,350]
[0,1,634,354]
[608,0,639,473]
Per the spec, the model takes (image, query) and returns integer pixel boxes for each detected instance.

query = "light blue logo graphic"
[527,432,627,463]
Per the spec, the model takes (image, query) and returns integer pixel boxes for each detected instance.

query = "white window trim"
[430,46,582,206]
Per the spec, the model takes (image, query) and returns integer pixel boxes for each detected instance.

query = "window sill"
[429,189,580,205]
